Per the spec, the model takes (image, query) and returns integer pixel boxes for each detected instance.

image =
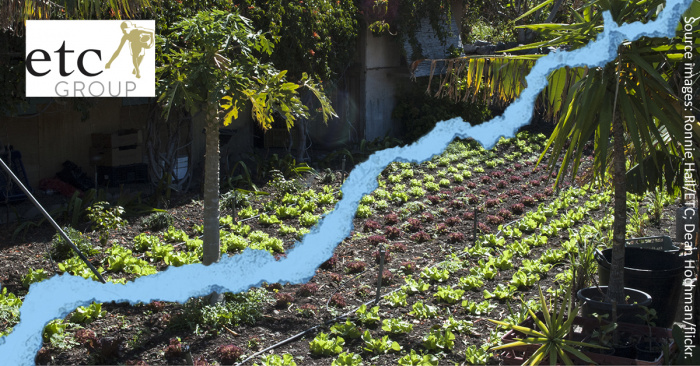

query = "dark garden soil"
[0,134,685,366]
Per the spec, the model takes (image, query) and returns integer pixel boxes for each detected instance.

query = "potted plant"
[635,306,664,362]
[490,286,605,365]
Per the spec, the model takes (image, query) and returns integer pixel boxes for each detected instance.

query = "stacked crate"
[90,129,147,186]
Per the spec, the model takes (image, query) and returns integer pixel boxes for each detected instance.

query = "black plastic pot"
[596,247,685,328]
[577,286,652,325]
[636,340,663,362]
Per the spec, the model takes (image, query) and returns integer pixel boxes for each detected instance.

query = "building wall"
[0,98,150,189]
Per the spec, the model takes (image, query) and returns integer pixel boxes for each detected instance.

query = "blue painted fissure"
[0,1,692,363]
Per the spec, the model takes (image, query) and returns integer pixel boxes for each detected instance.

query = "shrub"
[453,186,466,193]
[367,235,388,245]
[510,175,522,183]
[329,294,347,308]
[465,194,478,204]
[384,213,399,225]
[297,303,318,318]
[329,273,343,282]
[480,176,492,184]
[534,193,547,201]
[355,285,372,298]
[421,211,435,222]
[346,261,367,274]
[385,226,401,238]
[463,211,475,220]
[363,220,381,232]
[448,232,465,243]
[507,189,522,196]
[530,179,541,187]
[297,283,319,297]
[141,212,174,231]
[400,261,417,273]
[380,270,394,285]
[522,171,531,178]
[435,223,448,234]
[275,293,295,307]
[426,195,441,204]
[514,163,523,170]
[492,171,505,178]
[179,289,271,331]
[496,180,507,189]
[410,231,431,243]
[544,187,554,196]
[485,198,499,208]
[466,181,477,189]
[50,227,98,261]
[217,344,243,364]
[480,189,490,197]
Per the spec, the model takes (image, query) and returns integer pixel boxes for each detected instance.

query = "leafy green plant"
[133,233,162,252]
[105,245,158,277]
[141,211,174,231]
[361,330,401,354]
[434,286,465,304]
[86,201,126,245]
[43,319,78,350]
[489,286,603,365]
[69,302,106,324]
[299,211,320,227]
[403,276,430,294]
[420,267,449,283]
[177,289,271,333]
[381,318,413,335]
[462,299,496,316]
[355,304,380,326]
[511,271,541,290]
[50,228,99,261]
[464,345,491,365]
[309,332,344,356]
[163,226,189,243]
[330,320,361,339]
[22,268,49,288]
[422,328,455,351]
[442,317,473,334]
[409,301,438,319]
[457,275,484,291]
[332,352,363,366]
[258,213,281,225]
[385,290,408,307]
[0,288,22,337]
[397,349,439,366]
[256,353,297,366]
[483,284,516,300]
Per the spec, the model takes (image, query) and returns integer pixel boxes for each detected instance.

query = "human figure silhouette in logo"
[105,21,154,78]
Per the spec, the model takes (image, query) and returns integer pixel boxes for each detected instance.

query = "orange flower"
[313,32,319,38]
[309,49,315,56]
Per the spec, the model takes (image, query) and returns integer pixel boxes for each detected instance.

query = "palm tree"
[157,10,335,266]
[421,0,698,303]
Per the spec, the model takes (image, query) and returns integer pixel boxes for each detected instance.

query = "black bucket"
[577,286,651,324]
[596,247,685,327]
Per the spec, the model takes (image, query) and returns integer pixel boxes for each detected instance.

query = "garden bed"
[0,131,682,365]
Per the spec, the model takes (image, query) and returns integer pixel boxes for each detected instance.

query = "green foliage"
[464,345,491,365]
[163,226,189,242]
[409,301,438,319]
[397,349,439,366]
[434,286,465,304]
[403,276,430,294]
[393,83,491,142]
[256,353,297,366]
[133,233,162,252]
[0,288,22,337]
[420,267,449,283]
[355,304,380,326]
[462,299,496,316]
[361,330,401,354]
[483,284,516,300]
[42,319,77,350]
[57,256,104,281]
[355,204,373,219]
[50,228,99,261]
[385,290,408,307]
[141,211,174,231]
[86,201,126,244]
[442,317,473,334]
[238,206,260,220]
[330,320,361,339]
[332,352,363,366]
[381,318,413,335]
[69,302,106,324]
[105,245,157,277]
[422,328,456,352]
[309,332,344,356]
[457,275,484,291]
[298,212,320,227]
[258,213,281,225]
[177,289,271,333]
[22,268,49,288]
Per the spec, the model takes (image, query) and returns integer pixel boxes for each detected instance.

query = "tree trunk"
[202,103,221,266]
[606,103,627,304]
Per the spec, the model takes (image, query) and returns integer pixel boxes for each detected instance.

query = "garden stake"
[375,244,385,305]
[341,155,347,180]
[0,156,106,283]
[473,205,478,245]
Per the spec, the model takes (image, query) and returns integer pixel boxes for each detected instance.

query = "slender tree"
[157,10,334,265]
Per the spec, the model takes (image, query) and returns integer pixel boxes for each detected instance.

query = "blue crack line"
[0,1,692,363]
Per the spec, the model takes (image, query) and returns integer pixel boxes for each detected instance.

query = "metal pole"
[0,156,106,283]
[375,244,385,305]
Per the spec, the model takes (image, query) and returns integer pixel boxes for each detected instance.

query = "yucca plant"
[489,285,606,365]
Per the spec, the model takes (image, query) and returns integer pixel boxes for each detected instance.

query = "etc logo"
[25,20,155,97]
